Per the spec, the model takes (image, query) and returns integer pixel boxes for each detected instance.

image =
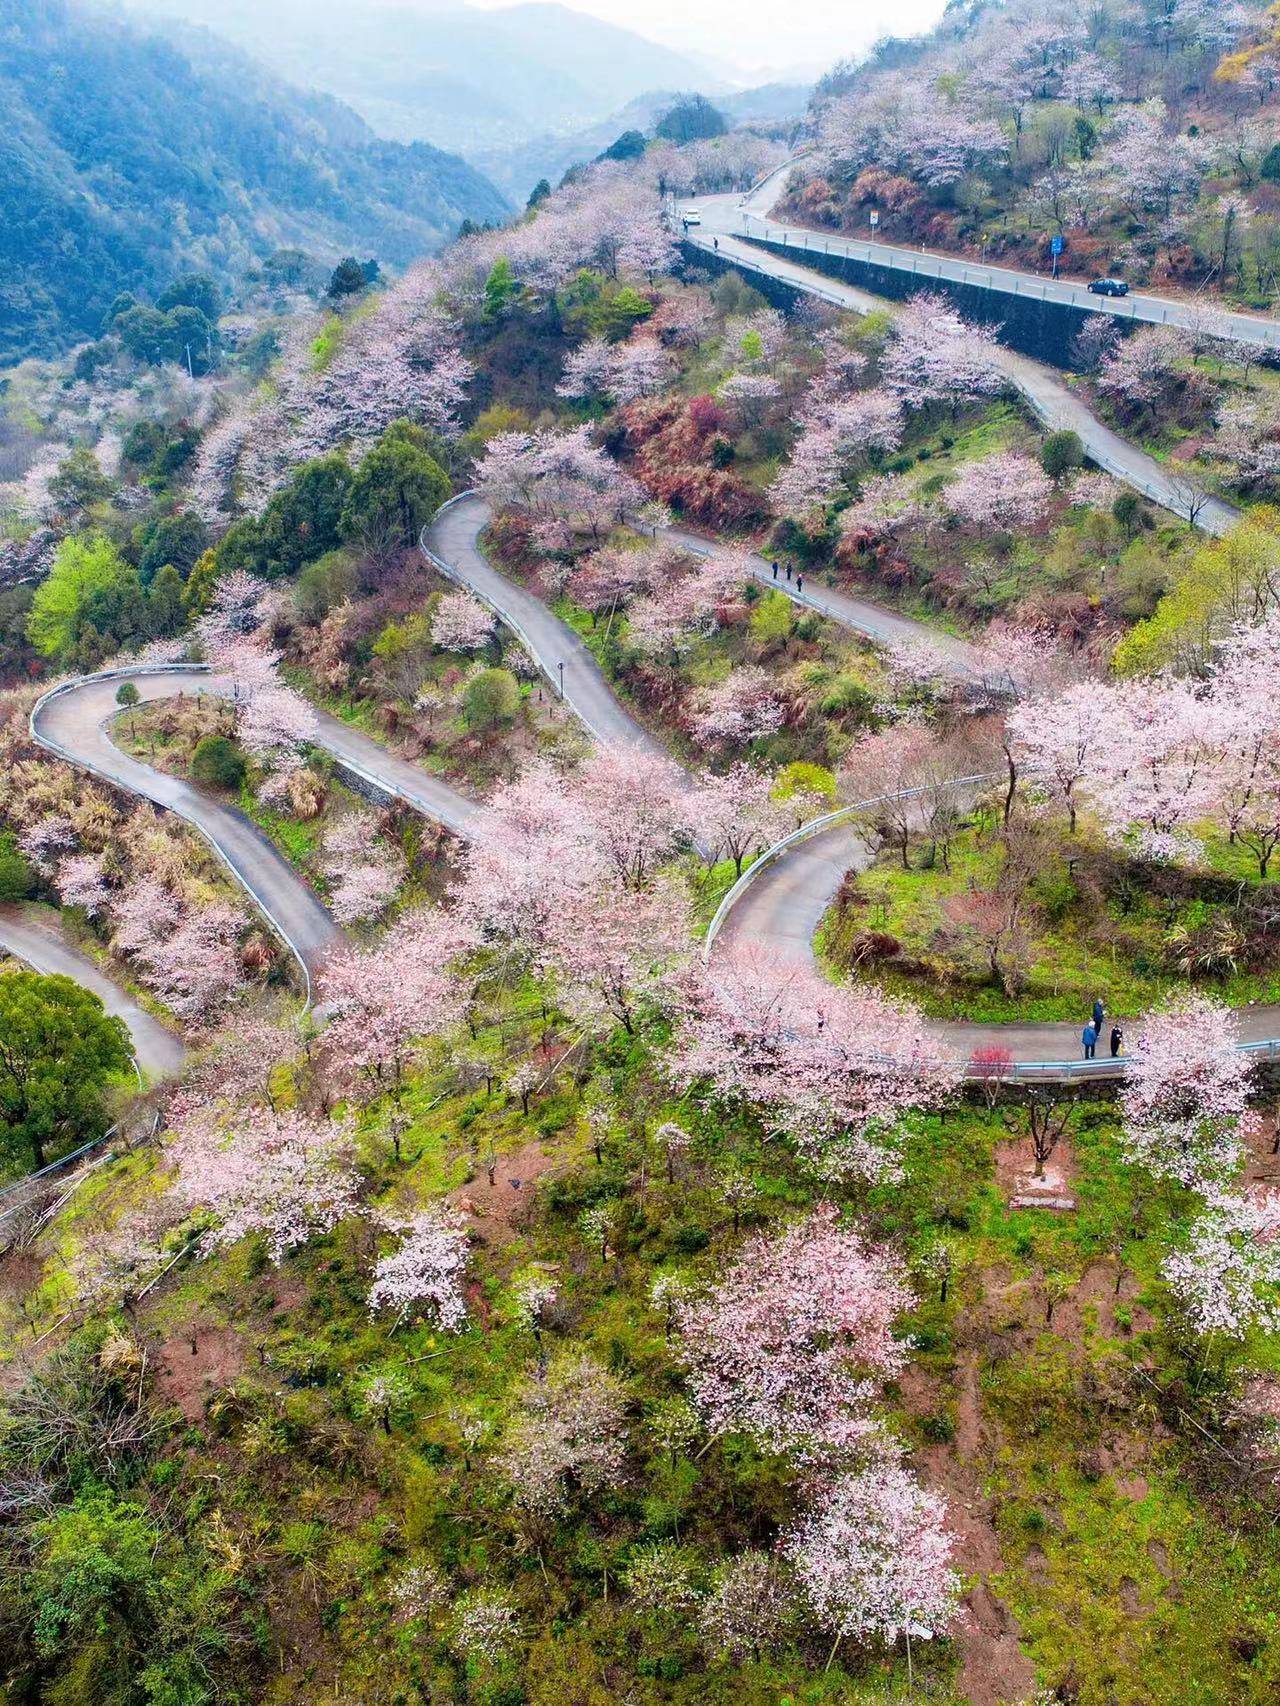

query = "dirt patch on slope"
[153,1324,246,1422]
[451,1137,561,1243]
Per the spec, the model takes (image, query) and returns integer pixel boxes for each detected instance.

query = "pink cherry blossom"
[368,1204,470,1329]
[670,940,955,1180]
[1164,1186,1280,1340]
[691,668,787,749]
[676,1202,914,1458]
[170,1104,359,1262]
[431,591,496,653]
[56,852,111,917]
[1121,996,1255,1192]
[783,1462,960,1645]
[944,450,1054,531]
[881,294,1005,410]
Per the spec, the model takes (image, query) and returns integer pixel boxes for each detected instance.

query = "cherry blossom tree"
[1164,1186,1280,1340]
[455,762,600,975]
[770,391,904,521]
[1005,678,1097,833]
[839,474,928,546]
[783,1463,959,1657]
[322,812,405,924]
[676,1202,913,1459]
[881,295,1005,412]
[56,852,110,917]
[670,942,954,1180]
[474,426,644,540]
[698,1553,796,1663]
[626,550,749,662]
[573,745,692,888]
[1121,997,1255,1192]
[1215,390,1280,494]
[169,1105,359,1262]
[1103,101,1207,220]
[492,1352,628,1520]
[694,763,790,877]
[449,1593,522,1667]
[691,668,787,750]
[111,879,246,1020]
[1097,326,1191,414]
[547,872,691,1034]
[944,450,1054,531]
[608,338,676,404]
[319,905,475,1101]
[431,590,496,653]
[822,73,1007,187]
[368,1205,470,1328]
[566,540,680,618]
[556,337,615,402]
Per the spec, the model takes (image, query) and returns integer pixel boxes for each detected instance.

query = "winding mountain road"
[0,902,185,1079]
[684,173,1240,536]
[725,203,1280,353]
[30,198,1280,1079]
[31,498,1280,1078]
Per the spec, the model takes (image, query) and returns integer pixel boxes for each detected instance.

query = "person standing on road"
[796,574,804,594]
[1082,1023,1097,1060]
[1110,1025,1123,1058]
[772,560,778,579]
[1092,997,1105,1034]
[713,238,719,250]
[786,562,792,581]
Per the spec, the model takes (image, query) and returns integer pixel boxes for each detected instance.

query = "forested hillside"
[784,0,1280,301]
[12,6,1280,1703]
[0,0,509,362]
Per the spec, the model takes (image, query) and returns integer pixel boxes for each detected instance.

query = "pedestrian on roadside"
[713,237,719,250]
[772,560,778,579]
[797,574,804,594]
[1110,1025,1123,1058]
[1082,1023,1097,1060]
[1092,996,1105,1033]
[786,562,792,581]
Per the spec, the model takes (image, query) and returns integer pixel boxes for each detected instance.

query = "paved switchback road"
[0,903,186,1078]
[686,184,1239,536]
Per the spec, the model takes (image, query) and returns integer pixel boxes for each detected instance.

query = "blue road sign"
[1050,234,1064,256]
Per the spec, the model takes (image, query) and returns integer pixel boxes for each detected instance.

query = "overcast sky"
[470,0,952,79]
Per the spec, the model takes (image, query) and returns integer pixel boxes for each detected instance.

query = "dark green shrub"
[191,734,246,790]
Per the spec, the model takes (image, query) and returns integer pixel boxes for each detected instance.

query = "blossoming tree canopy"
[676,1202,914,1458]
[670,941,955,1180]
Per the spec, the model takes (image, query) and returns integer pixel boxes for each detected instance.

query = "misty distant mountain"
[473,82,812,204]
[121,0,729,154]
[0,0,509,361]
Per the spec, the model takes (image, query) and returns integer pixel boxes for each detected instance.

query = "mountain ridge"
[0,0,511,362]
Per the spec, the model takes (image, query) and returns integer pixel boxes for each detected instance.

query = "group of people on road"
[770,560,804,594]
[1082,997,1123,1060]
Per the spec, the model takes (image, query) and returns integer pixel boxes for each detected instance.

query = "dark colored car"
[1088,277,1130,297]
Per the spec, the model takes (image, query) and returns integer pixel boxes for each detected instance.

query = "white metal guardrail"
[734,212,1280,349]
[691,228,1236,534]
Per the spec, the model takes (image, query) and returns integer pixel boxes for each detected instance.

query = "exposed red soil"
[451,1136,561,1243]
[152,1323,247,1422]
[903,1360,1038,1706]
[996,1135,1079,1212]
